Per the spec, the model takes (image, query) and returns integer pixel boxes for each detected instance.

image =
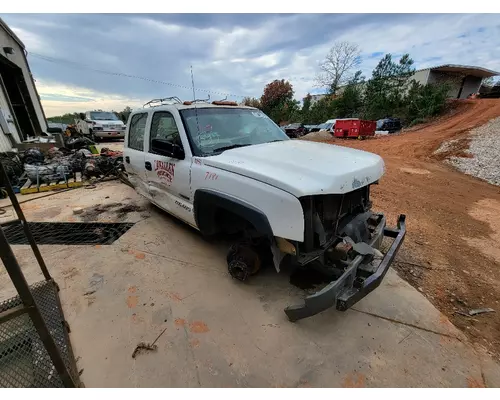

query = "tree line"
[48,42,457,128]
[242,42,452,127]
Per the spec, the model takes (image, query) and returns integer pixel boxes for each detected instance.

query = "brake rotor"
[227,244,261,282]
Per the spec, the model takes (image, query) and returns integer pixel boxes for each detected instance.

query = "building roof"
[420,64,499,78]
[0,17,25,49]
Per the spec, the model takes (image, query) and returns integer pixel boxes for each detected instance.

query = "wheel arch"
[193,189,273,239]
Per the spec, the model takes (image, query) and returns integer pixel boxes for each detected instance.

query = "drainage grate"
[0,280,80,387]
[1,221,135,245]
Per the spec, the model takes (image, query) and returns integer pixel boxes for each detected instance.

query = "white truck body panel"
[203,140,384,197]
[190,159,305,241]
[124,103,383,242]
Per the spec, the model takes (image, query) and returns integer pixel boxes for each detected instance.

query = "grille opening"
[1,221,135,245]
[300,186,371,252]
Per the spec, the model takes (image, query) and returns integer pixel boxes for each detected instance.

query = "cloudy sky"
[2,13,500,117]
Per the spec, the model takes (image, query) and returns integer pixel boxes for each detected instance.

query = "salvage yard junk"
[16,146,125,195]
[0,152,23,191]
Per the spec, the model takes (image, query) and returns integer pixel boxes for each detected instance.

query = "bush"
[405,81,450,125]
[408,117,427,127]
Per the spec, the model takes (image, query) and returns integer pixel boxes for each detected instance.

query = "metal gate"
[0,161,81,387]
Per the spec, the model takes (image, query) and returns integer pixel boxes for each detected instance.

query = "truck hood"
[203,140,385,197]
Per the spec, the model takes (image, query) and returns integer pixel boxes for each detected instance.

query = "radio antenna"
[190,65,201,148]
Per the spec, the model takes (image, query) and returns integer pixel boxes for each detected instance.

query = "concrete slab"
[1,181,499,387]
[353,269,466,339]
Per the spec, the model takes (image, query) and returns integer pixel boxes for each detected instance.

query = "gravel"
[443,117,500,186]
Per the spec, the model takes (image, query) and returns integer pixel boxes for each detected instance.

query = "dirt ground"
[2,182,500,387]
[2,134,500,387]
[308,99,500,361]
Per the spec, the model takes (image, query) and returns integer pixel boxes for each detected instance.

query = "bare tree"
[315,41,361,94]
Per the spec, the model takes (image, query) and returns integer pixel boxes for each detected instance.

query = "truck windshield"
[180,107,289,156]
[90,112,120,121]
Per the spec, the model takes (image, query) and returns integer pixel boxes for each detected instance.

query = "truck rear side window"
[128,113,148,151]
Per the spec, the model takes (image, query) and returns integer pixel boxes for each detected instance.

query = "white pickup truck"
[76,110,126,141]
[123,97,406,321]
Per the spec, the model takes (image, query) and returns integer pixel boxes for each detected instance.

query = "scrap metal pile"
[21,146,124,183]
[0,137,124,197]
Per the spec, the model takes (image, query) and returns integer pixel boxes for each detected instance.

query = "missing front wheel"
[227,243,261,282]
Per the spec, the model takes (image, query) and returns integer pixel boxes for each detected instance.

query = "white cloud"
[6,14,500,115]
[10,26,49,54]
[36,80,147,116]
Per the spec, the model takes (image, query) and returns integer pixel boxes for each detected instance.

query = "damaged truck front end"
[281,184,406,322]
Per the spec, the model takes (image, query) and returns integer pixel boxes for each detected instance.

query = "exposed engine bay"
[280,185,406,321]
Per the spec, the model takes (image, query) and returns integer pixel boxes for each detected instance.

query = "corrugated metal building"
[0,18,47,152]
[410,64,499,99]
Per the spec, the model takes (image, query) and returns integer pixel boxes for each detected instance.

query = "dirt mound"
[306,99,500,361]
[326,99,500,160]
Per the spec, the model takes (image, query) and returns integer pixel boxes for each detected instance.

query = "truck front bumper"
[284,214,406,322]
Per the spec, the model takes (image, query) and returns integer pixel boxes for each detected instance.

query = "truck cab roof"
[134,99,257,114]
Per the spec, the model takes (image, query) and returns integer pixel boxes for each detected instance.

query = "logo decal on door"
[154,160,175,185]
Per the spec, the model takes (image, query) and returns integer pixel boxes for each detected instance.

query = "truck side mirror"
[79,113,85,120]
[151,138,185,160]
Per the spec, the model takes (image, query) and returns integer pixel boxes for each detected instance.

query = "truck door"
[144,110,195,227]
[124,112,150,199]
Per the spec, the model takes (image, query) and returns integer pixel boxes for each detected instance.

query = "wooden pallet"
[20,172,83,195]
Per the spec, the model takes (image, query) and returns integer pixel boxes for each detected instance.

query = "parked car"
[76,110,126,141]
[306,124,322,133]
[123,99,406,322]
[303,124,317,133]
[284,123,307,138]
[47,122,67,134]
[376,118,402,133]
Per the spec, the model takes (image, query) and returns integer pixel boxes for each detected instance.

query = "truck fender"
[193,189,273,239]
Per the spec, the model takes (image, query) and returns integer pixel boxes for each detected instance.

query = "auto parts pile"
[15,145,125,187]
[0,153,23,191]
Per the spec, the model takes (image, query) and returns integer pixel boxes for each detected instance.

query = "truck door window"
[128,113,147,151]
[150,111,182,150]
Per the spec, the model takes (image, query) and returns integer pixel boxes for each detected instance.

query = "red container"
[334,118,376,138]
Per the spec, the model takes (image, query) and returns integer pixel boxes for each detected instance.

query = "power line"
[29,52,250,99]
[29,52,318,101]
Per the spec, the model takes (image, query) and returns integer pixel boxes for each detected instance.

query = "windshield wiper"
[212,143,252,153]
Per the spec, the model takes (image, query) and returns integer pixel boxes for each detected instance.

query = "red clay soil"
[310,99,500,360]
